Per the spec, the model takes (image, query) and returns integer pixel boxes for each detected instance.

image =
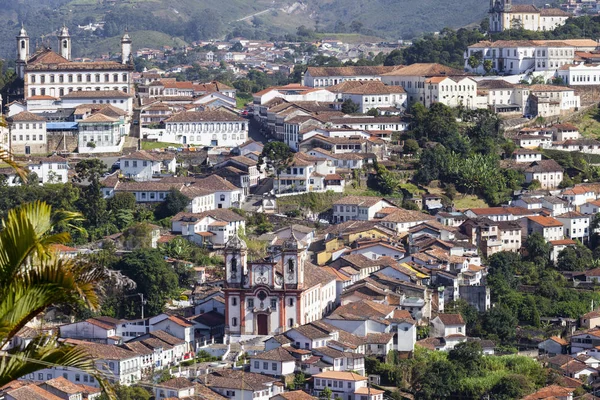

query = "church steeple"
[225,232,247,286]
[58,24,71,61]
[282,231,305,288]
[16,24,29,79]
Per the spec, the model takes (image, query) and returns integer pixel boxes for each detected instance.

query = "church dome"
[18,26,28,37]
[122,32,132,42]
[226,232,247,250]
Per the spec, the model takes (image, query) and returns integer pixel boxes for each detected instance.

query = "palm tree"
[0,200,114,398]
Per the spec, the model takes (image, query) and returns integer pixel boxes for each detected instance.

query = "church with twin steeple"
[16,25,134,100]
[223,232,337,337]
[488,0,571,33]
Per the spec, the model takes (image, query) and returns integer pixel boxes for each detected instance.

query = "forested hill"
[0,0,553,60]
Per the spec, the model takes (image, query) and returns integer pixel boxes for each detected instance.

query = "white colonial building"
[488,1,570,33]
[7,111,47,155]
[163,110,248,147]
[465,39,597,75]
[17,26,134,101]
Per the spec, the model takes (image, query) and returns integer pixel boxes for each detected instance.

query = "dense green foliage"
[409,104,521,205]
[115,249,179,317]
[368,344,545,400]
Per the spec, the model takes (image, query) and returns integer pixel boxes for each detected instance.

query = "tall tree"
[258,142,294,195]
[154,189,190,220]
[115,249,179,317]
[73,159,108,228]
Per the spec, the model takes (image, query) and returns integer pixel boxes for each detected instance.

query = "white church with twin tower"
[16,25,135,100]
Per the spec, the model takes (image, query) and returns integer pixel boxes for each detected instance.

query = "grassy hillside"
[0,0,559,61]
[76,31,188,57]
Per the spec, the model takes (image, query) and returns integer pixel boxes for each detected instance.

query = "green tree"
[384,49,403,66]
[293,372,306,389]
[414,359,459,400]
[73,159,108,228]
[467,52,482,70]
[341,99,359,114]
[557,243,594,271]
[116,249,179,317]
[448,341,483,374]
[489,374,533,400]
[482,305,518,343]
[483,59,493,74]
[366,108,379,116]
[98,384,150,400]
[319,387,333,400]
[154,189,189,220]
[107,192,136,212]
[258,142,294,195]
[403,139,420,155]
[524,232,551,267]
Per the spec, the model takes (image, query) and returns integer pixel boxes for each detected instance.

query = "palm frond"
[0,335,115,399]
[0,148,27,183]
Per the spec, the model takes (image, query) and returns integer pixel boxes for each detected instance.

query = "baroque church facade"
[223,233,337,337]
[489,0,570,33]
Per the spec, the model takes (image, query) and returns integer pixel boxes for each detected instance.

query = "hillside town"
[9,1,600,399]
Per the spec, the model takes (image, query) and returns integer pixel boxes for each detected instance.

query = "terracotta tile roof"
[522,385,573,400]
[306,66,401,78]
[549,336,569,346]
[331,299,395,320]
[562,186,593,195]
[435,313,465,325]
[380,208,435,223]
[540,8,571,16]
[122,150,175,162]
[305,262,336,288]
[275,390,317,400]
[365,332,395,344]
[527,215,563,227]
[202,370,277,391]
[333,195,386,207]
[147,330,186,346]
[62,90,132,99]
[313,371,367,381]
[122,341,153,355]
[6,385,64,400]
[85,316,121,330]
[43,377,84,395]
[158,377,195,389]
[8,111,46,122]
[381,63,464,77]
[354,387,385,395]
[165,109,244,122]
[251,347,296,362]
[64,340,137,360]
[80,112,119,123]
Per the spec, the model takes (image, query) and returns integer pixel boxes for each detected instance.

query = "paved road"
[236,8,272,22]
[248,118,269,144]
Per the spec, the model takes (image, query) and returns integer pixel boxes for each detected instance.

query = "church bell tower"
[16,25,29,80]
[282,233,305,289]
[225,233,247,287]
[58,25,71,61]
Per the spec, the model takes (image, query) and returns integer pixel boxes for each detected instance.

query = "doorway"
[257,314,268,335]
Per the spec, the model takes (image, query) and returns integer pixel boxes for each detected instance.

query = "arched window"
[232,317,238,327]
[21,40,25,49]
[122,73,128,82]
